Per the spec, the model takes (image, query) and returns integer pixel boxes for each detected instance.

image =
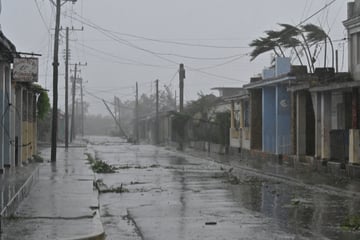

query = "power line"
[74,41,173,69]
[64,13,247,62]
[34,0,50,33]
[296,0,338,28]
[70,12,248,50]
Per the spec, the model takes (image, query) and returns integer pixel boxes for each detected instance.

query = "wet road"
[87,136,360,240]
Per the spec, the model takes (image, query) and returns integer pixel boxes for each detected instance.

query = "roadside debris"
[84,153,116,173]
[94,179,129,194]
[205,222,217,225]
[342,215,360,231]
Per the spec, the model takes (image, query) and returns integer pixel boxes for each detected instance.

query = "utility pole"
[155,79,159,145]
[70,62,87,141]
[64,27,69,148]
[135,82,139,143]
[64,26,83,146]
[70,63,77,142]
[174,90,177,111]
[114,96,121,136]
[114,96,118,134]
[50,0,78,162]
[80,77,84,136]
[179,64,185,113]
[50,0,61,162]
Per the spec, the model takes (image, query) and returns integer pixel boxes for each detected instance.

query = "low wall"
[183,141,360,179]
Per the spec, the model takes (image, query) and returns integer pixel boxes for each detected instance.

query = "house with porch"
[344,0,360,165]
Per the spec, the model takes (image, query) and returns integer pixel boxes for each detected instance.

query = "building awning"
[0,31,17,61]
[244,75,296,89]
[310,80,360,92]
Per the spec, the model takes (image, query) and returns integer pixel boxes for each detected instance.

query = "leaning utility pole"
[155,79,159,145]
[179,64,185,113]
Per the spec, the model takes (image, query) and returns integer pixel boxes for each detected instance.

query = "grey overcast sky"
[0,0,349,115]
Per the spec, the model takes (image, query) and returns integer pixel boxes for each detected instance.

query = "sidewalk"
[0,146,104,240]
[179,146,360,198]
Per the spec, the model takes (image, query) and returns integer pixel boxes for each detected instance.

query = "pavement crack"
[125,209,144,240]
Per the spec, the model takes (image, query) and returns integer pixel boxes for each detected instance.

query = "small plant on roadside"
[92,160,116,173]
[84,153,116,173]
[7,214,20,221]
[33,154,44,163]
[342,215,360,231]
[100,184,129,193]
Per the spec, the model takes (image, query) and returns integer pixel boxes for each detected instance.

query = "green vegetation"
[249,23,334,72]
[99,184,129,193]
[342,215,360,231]
[84,153,116,173]
[33,154,44,163]
[37,91,50,120]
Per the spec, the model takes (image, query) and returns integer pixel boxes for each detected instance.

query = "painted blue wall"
[262,87,276,153]
[276,85,291,154]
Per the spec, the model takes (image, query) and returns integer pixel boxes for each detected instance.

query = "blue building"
[244,57,295,155]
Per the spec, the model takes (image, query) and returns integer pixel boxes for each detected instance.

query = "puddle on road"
[226,172,360,240]
[88,139,360,240]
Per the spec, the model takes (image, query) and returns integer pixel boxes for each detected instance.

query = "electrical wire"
[34,0,50,33]
[73,41,173,69]
[65,13,247,62]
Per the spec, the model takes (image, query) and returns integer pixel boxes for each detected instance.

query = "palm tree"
[249,31,285,61]
[249,36,280,61]
[280,37,304,66]
[265,30,286,57]
[278,23,314,72]
[302,23,334,68]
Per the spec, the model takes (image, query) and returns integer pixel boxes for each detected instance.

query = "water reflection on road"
[87,136,360,240]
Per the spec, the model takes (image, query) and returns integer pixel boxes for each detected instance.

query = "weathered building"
[344,0,360,164]
[244,57,294,155]
[224,89,251,150]
[0,30,41,171]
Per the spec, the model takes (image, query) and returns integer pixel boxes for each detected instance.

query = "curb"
[61,210,105,240]
[168,147,360,199]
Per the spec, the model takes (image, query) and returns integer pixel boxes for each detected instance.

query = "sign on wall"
[13,57,38,82]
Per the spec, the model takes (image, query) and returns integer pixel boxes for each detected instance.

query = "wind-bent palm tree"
[249,36,282,61]
[302,23,334,68]
[278,23,315,72]
[249,23,334,72]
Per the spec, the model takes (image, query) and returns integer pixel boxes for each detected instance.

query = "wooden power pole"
[50,0,78,161]
[64,27,69,148]
[51,0,61,162]
[135,82,139,143]
[179,64,185,113]
[70,63,77,142]
[155,79,159,145]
